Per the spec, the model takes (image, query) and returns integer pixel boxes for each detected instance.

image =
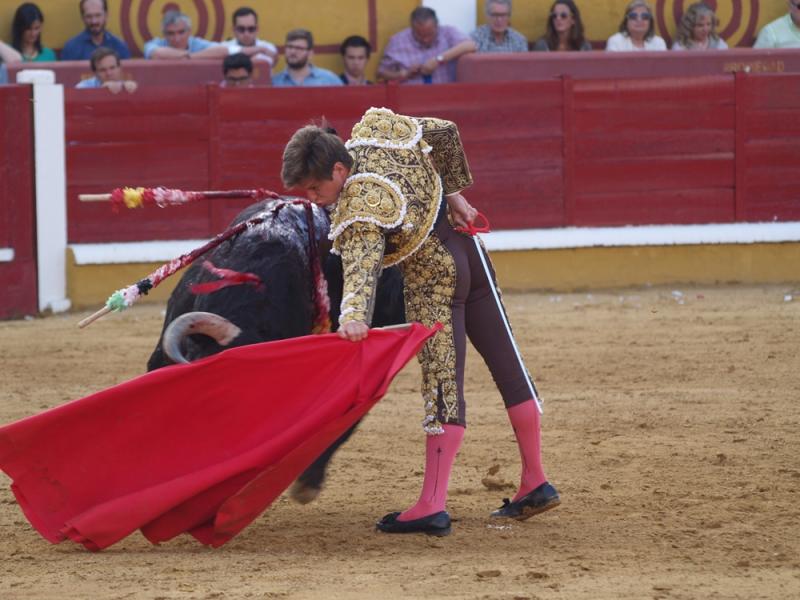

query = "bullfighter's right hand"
[338,320,369,342]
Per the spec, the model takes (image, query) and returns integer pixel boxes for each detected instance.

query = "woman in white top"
[606,0,667,51]
[671,2,728,50]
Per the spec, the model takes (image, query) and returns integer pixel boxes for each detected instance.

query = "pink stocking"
[398,424,465,521]
[507,400,547,501]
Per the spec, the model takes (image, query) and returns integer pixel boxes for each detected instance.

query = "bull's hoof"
[289,480,321,504]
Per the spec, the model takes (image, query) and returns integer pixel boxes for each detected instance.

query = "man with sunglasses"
[222,7,277,66]
[754,0,800,48]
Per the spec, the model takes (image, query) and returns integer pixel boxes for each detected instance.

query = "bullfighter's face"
[300,162,349,206]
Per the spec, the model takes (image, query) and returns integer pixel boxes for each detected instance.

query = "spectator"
[605,0,667,51]
[0,40,22,84]
[76,47,137,93]
[672,3,727,50]
[754,0,800,48]
[471,0,528,53]
[272,29,342,87]
[533,0,592,51]
[339,35,372,85]
[11,3,56,62]
[60,0,131,61]
[222,7,277,66]
[221,52,253,87]
[378,7,476,84]
[0,39,22,64]
[143,11,228,60]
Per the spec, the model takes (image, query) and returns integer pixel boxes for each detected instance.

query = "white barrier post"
[423,0,477,33]
[16,69,71,313]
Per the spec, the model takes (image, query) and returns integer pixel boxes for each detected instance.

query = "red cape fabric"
[0,323,438,551]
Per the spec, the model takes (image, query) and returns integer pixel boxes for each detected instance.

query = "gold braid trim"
[330,173,406,246]
[336,222,385,325]
[401,235,459,435]
[418,117,474,195]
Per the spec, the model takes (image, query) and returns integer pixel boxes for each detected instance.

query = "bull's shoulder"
[329,173,406,242]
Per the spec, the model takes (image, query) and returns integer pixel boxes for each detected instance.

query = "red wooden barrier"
[0,85,37,319]
[7,59,271,89]
[457,49,800,83]
[61,74,800,244]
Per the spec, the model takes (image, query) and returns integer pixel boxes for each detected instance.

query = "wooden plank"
[0,85,37,318]
[741,74,800,109]
[576,130,735,160]
[573,189,735,226]
[734,73,747,221]
[574,157,734,194]
[574,106,735,134]
[574,76,733,107]
[744,109,800,138]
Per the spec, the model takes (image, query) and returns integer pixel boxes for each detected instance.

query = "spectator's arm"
[239,45,276,64]
[0,40,23,64]
[443,39,477,62]
[190,44,230,59]
[148,46,190,59]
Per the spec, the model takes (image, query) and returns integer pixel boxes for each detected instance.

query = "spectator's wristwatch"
[436,54,445,64]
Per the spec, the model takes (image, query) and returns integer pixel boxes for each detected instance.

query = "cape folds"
[0,324,438,551]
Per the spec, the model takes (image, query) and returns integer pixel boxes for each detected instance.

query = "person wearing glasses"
[605,0,666,51]
[533,0,592,51]
[672,3,727,50]
[220,52,253,88]
[470,0,528,53]
[754,0,800,48]
[272,29,342,87]
[143,11,228,60]
[222,7,277,67]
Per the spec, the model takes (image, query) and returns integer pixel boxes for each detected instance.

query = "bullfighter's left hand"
[446,192,477,229]
[338,320,369,342]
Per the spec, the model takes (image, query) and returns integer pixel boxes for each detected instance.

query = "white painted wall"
[16,69,71,313]
[423,0,477,33]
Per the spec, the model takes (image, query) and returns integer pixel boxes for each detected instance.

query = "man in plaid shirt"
[377,7,476,84]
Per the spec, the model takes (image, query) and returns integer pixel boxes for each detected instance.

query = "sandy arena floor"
[1,285,799,599]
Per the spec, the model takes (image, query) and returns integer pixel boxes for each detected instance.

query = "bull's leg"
[290,421,361,504]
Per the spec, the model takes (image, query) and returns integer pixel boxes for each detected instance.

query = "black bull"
[146,198,405,502]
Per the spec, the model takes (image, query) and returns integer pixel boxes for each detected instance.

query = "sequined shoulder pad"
[329,173,407,242]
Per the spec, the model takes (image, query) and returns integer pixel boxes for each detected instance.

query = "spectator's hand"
[103,81,124,94]
[123,80,138,94]
[446,192,477,229]
[401,64,422,81]
[338,320,369,342]
[420,57,439,76]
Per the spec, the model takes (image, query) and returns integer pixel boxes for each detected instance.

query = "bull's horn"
[162,311,242,365]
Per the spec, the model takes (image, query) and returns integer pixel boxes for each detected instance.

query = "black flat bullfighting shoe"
[490,481,561,520]
[375,511,452,536]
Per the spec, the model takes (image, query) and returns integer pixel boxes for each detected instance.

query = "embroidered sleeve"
[335,221,385,325]
[418,117,474,195]
[329,173,406,241]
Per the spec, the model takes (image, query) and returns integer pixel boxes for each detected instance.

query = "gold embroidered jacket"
[329,107,473,324]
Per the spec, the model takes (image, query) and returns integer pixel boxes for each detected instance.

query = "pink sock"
[398,423,465,521]
[508,400,547,501]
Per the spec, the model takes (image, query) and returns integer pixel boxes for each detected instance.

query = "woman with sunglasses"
[672,2,728,50]
[533,0,592,51]
[11,3,56,62]
[605,0,666,51]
